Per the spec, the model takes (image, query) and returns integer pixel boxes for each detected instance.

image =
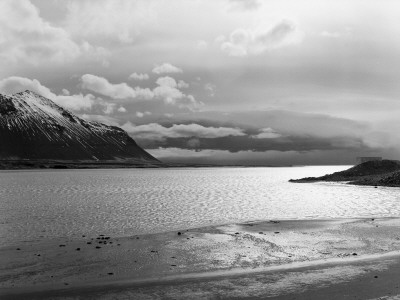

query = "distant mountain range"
[0,90,161,168]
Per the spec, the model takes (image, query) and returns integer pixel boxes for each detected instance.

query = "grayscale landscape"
[1,0,400,299]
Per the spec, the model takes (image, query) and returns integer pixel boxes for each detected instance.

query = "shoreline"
[2,218,400,299]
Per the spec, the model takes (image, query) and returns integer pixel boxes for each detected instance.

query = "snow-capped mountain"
[0,90,159,164]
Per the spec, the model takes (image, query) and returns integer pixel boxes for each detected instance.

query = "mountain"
[0,90,161,168]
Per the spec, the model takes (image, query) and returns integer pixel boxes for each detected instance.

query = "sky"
[1,0,400,165]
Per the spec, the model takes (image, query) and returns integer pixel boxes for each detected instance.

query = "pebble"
[76,248,80,251]
[177,232,182,235]
[108,272,114,275]
[59,244,66,247]
[96,246,101,249]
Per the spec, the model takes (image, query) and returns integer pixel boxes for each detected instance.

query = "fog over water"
[1,166,400,246]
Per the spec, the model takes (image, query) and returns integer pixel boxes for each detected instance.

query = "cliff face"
[0,90,160,164]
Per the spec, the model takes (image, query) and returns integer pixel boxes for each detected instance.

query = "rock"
[352,253,357,255]
[59,244,66,247]
[95,246,101,249]
[108,272,114,275]
[177,232,182,235]
[76,248,80,251]
[235,232,240,235]
[274,232,280,234]
[16,248,20,250]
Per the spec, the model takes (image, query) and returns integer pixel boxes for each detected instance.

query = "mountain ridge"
[0,90,161,167]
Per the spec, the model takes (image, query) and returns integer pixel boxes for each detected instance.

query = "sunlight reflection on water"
[1,166,400,245]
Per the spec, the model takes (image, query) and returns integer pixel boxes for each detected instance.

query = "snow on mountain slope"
[0,90,160,163]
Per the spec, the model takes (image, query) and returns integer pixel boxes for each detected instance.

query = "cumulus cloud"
[152,63,183,74]
[81,74,153,99]
[80,73,202,110]
[220,20,303,56]
[153,76,201,109]
[0,0,108,65]
[117,106,127,113]
[121,122,246,141]
[0,76,95,111]
[128,73,149,81]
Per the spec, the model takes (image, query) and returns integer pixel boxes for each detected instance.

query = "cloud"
[136,111,151,118]
[65,0,156,45]
[121,122,246,141]
[251,128,283,139]
[0,0,108,65]
[128,73,149,81]
[152,63,183,74]
[0,76,95,111]
[117,106,127,113]
[80,74,202,110]
[220,20,303,56]
[204,83,216,97]
[81,74,153,99]
[153,76,201,109]
[228,0,262,11]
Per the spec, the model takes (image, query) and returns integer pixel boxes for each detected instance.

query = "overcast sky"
[1,0,400,165]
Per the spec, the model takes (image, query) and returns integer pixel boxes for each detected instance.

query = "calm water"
[1,166,400,246]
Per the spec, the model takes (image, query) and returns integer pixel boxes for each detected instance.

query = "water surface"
[1,166,400,246]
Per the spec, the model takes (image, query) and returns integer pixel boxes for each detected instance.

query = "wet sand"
[2,218,400,299]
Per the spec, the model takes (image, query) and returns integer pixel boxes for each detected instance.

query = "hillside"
[0,90,161,168]
[289,160,400,187]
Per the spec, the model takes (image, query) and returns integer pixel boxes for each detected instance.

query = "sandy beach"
[2,218,400,299]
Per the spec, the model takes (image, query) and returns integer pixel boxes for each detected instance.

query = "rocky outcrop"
[289,160,400,187]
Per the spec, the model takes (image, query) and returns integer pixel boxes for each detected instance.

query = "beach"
[2,218,400,299]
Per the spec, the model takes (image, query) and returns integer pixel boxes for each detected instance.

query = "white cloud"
[0,76,94,111]
[152,63,183,74]
[121,122,246,141]
[0,0,108,65]
[251,127,283,139]
[153,76,201,109]
[61,89,70,96]
[220,20,303,56]
[81,74,153,99]
[129,72,150,81]
[136,111,152,118]
[55,94,95,111]
[117,106,127,113]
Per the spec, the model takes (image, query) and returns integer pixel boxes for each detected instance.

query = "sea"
[1,166,400,246]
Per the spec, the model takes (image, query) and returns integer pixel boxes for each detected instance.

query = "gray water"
[1,166,400,246]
